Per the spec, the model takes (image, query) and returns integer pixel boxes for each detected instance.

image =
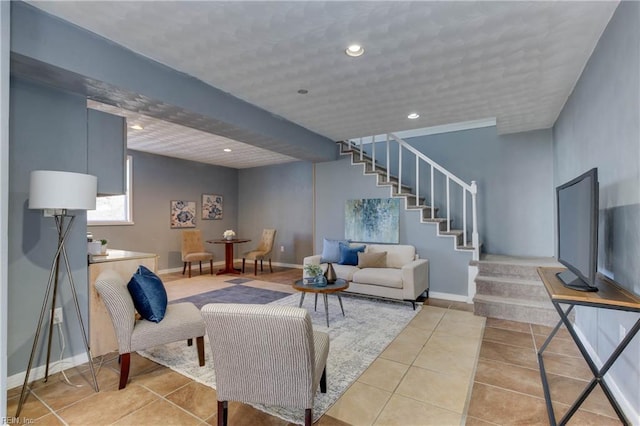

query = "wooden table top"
[293,278,349,294]
[538,267,640,311]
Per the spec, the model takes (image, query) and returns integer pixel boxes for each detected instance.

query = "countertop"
[88,249,157,264]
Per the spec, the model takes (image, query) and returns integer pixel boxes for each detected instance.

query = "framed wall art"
[170,200,196,228]
[345,198,400,243]
[202,194,223,220]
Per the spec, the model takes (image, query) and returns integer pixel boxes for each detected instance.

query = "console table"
[537,267,640,425]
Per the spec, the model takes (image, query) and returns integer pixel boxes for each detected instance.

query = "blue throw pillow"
[321,238,348,263]
[338,242,365,266]
[127,265,168,323]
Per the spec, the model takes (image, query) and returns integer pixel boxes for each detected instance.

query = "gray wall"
[315,156,472,297]
[1,0,10,415]
[89,150,238,271]
[8,78,90,375]
[400,127,555,257]
[238,161,314,266]
[553,0,639,416]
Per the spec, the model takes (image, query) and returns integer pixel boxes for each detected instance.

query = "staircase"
[473,255,563,326]
[338,135,480,260]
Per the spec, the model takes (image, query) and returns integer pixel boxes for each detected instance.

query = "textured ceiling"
[88,100,298,169]
[31,1,617,162]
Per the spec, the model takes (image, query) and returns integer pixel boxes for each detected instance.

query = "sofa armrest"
[401,259,429,300]
[303,255,322,266]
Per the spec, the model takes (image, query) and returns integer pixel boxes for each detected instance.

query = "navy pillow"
[338,242,365,266]
[127,265,168,323]
[321,238,348,263]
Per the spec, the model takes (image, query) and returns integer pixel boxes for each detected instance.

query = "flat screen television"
[556,167,599,292]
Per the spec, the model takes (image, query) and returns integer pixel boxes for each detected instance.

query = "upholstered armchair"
[95,270,206,389]
[242,228,276,275]
[181,229,214,278]
[200,303,329,426]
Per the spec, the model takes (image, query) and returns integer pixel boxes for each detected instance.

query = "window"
[88,156,133,225]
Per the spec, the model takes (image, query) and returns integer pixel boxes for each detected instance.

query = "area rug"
[170,285,290,308]
[139,292,421,424]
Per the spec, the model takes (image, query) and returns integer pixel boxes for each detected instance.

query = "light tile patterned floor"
[5,266,622,425]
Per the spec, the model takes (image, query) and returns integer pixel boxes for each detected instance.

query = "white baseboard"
[158,261,303,275]
[7,352,89,390]
[429,291,471,303]
[573,325,639,424]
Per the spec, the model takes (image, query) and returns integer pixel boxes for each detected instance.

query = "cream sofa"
[303,243,429,309]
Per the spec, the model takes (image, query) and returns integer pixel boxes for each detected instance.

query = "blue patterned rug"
[171,283,290,309]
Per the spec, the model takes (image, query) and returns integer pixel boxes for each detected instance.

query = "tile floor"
[6,266,623,425]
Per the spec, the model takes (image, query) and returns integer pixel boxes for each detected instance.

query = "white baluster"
[386,134,390,183]
[359,137,363,161]
[471,181,479,260]
[415,156,420,207]
[371,135,376,173]
[463,189,467,247]
[430,165,434,219]
[446,177,450,232]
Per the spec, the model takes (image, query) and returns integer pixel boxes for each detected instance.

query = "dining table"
[207,238,250,275]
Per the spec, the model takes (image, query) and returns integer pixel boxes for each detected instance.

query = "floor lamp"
[16,170,100,416]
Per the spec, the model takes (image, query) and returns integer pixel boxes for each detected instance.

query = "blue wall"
[403,127,554,256]
[238,161,314,266]
[8,78,90,375]
[553,1,639,417]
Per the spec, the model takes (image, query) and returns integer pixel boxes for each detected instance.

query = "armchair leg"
[210,259,213,275]
[254,260,257,276]
[320,366,327,393]
[269,258,273,273]
[218,400,228,426]
[305,408,312,426]
[196,336,205,366]
[182,262,187,275]
[242,258,246,273]
[260,259,263,272]
[188,262,192,278]
[119,353,131,390]
[199,261,203,275]
[187,338,193,346]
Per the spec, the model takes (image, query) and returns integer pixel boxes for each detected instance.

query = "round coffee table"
[293,278,349,327]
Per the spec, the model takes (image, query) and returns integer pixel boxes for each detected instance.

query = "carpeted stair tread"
[475,274,545,286]
[473,293,552,308]
[473,294,559,327]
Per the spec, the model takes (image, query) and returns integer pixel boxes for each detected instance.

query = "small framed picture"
[170,200,196,228]
[202,194,223,220]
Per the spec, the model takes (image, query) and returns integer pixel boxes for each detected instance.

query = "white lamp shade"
[29,170,97,210]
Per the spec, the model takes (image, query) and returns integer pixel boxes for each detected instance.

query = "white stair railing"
[347,133,479,260]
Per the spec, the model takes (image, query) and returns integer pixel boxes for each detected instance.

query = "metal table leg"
[323,294,329,327]
[315,293,318,311]
[298,292,305,308]
[337,294,345,316]
[539,301,640,425]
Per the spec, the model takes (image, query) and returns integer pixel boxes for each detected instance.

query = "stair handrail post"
[471,180,479,260]
[463,189,468,247]
[446,176,451,232]
[430,165,435,219]
[386,134,390,182]
[398,145,402,193]
[371,135,376,171]
[415,156,420,207]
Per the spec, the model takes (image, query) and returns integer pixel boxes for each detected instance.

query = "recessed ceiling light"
[407,113,420,120]
[297,89,309,95]
[223,148,232,152]
[345,44,365,57]
[130,124,144,130]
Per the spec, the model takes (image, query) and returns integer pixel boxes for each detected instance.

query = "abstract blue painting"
[345,198,400,243]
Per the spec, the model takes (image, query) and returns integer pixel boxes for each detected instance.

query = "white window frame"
[88,155,134,226]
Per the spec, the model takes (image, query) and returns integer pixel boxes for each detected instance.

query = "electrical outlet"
[619,324,626,342]
[280,245,285,252]
[51,307,63,324]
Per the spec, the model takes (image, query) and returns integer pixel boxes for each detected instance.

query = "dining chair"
[242,228,276,275]
[181,229,214,278]
[201,303,329,426]
[95,270,206,389]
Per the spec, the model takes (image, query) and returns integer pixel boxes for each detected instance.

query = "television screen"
[556,168,599,291]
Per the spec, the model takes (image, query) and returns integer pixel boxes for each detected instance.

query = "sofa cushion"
[357,251,387,268]
[332,263,359,281]
[352,268,404,289]
[321,238,348,263]
[366,244,415,269]
[338,243,365,266]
